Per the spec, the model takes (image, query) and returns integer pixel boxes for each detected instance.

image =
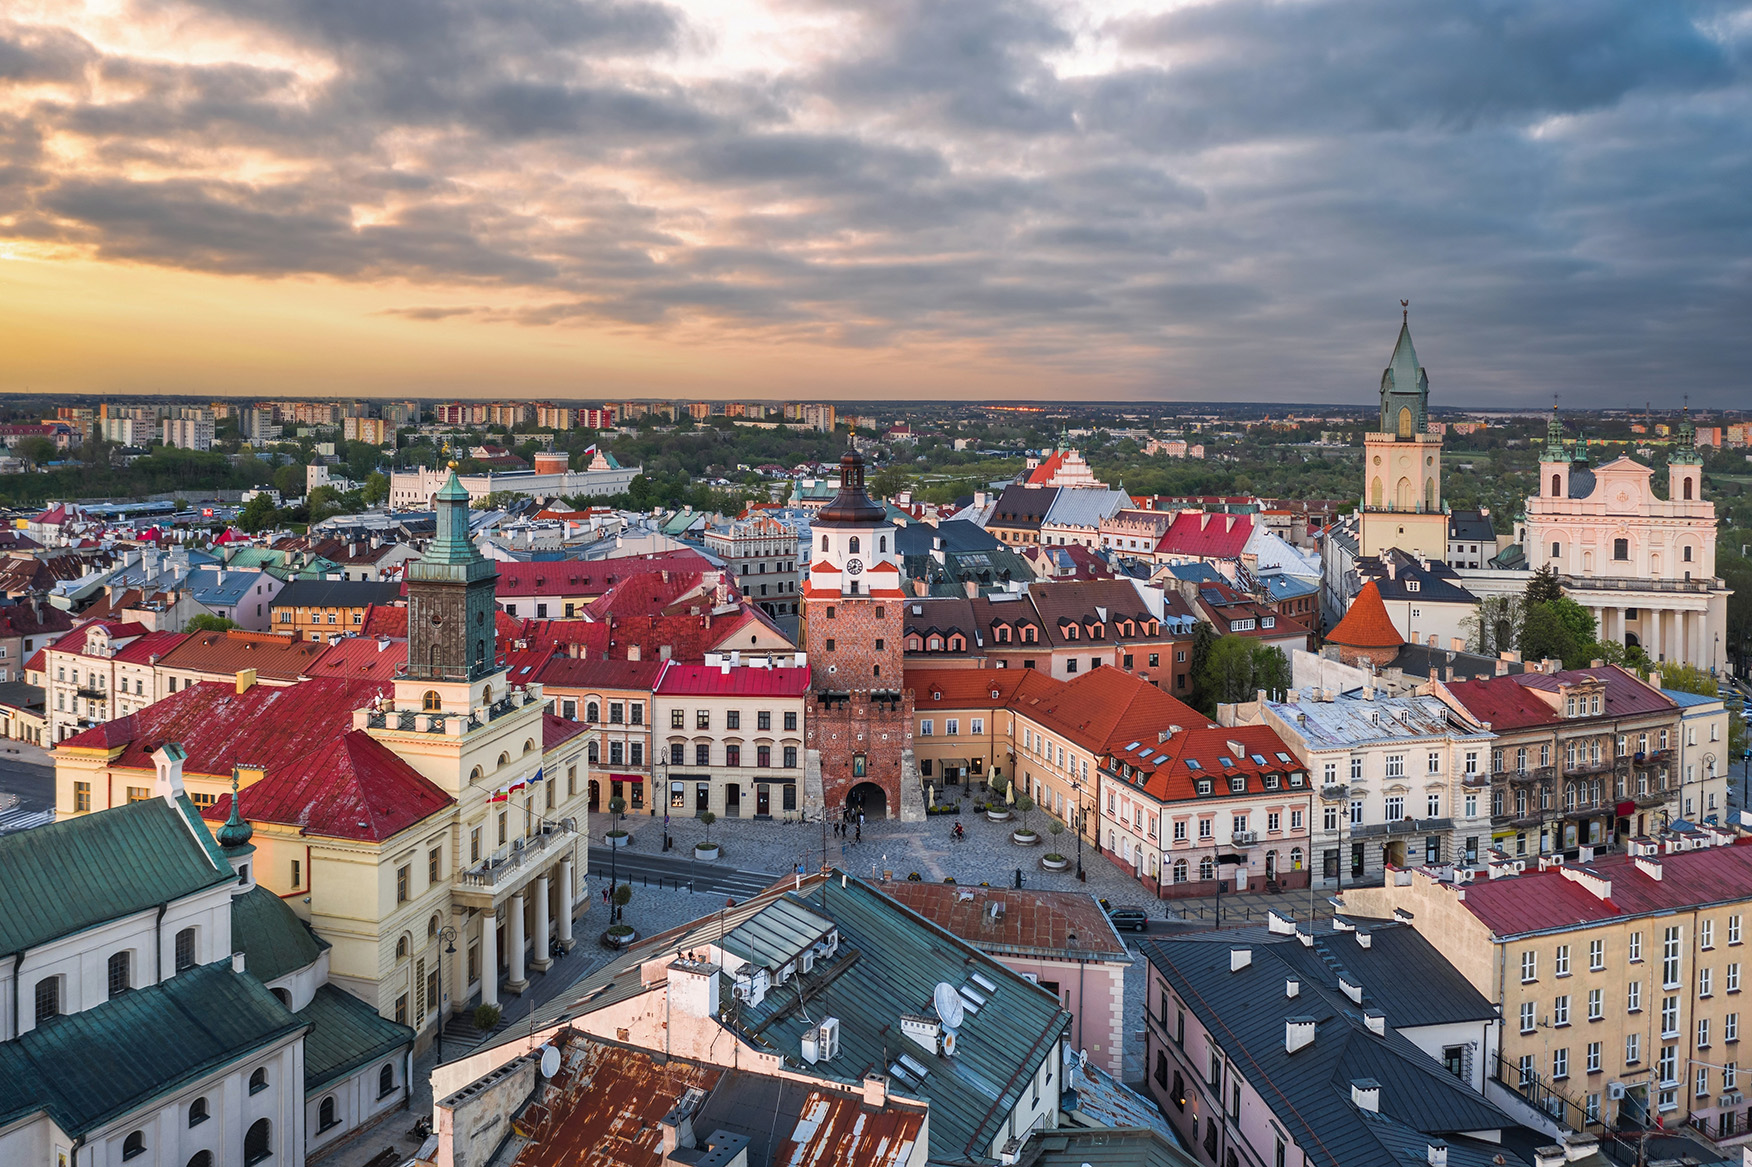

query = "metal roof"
[0,795,232,954]
[0,960,306,1137]
[231,883,327,984]
[719,897,835,971]
[299,983,415,1091]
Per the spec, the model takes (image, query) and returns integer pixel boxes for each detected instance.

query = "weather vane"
[1400,299,1409,324]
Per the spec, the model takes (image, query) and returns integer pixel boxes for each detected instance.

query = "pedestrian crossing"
[0,804,54,834]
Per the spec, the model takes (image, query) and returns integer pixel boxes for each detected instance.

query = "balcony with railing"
[357,685,543,737]
[455,817,578,904]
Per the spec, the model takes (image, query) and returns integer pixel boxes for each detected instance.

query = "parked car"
[1099,900,1149,932]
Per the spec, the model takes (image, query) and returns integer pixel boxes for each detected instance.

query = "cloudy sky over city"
[2,0,1749,403]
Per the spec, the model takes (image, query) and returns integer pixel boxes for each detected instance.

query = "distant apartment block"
[381,401,420,426]
[240,407,282,443]
[686,402,713,420]
[802,403,836,432]
[536,404,574,430]
[161,415,216,451]
[100,416,150,446]
[343,417,395,445]
[577,407,615,430]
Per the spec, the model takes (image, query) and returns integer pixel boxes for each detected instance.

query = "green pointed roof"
[1543,406,1567,461]
[435,467,470,503]
[1672,408,1702,465]
[413,466,495,580]
[1378,315,1430,435]
[217,771,254,852]
[1385,321,1421,390]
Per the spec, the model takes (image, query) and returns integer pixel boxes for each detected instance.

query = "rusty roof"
[494,1029,926,1167]
[304,634,406,683]
[879,882,1128,961]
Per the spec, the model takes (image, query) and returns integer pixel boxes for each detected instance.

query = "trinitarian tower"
[1359,307,1447,559]
[800,451,920,821]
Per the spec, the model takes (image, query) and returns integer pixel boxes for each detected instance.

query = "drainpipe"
[7,952,19,1040]
[155,903,167,984]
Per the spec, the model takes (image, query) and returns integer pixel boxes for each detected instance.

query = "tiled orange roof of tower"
[1325,580,1401,651]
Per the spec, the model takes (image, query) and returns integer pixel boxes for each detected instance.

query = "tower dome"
[815,451,887,526]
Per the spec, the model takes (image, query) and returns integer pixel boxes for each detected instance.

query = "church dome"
[815,451,887,526]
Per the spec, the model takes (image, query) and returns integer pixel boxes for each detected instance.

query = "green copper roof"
[411,468,496,581]
[1672,408,1703,465]
[299,984,414,1091]
[1378,319,1430,434]
[1385,321,1422,393]
[0,796,232,954]
[0,961,306,1137]
[232,884,327,984]
[217,770,254,851]
[1543,406,1567,462]
[436,467,471,502]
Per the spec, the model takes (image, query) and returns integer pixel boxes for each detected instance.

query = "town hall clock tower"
[800,451,920,821]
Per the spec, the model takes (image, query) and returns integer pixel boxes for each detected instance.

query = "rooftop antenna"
[1400,299,1409,325]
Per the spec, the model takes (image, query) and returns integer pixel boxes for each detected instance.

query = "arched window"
[248,1067,268,1094]
[187,1152,214,1167]
[395,934,410,960]
[422,690,441,712]
[496,752,509,768]
[1684,477,1694,501]
[318,1095,337,1131]
[468,766,482,783]
[123,1131,147,1161]
[1198,856,1214,880]
[1551,474,1561,497]
[585,701,599,723]
[1290,847,1304,871]
[271,987,290,1007]
[587,741,600,764]
[244,1118,272,1165]
[429,913,442,939]
[849,536,861,554]
[879,536,887,552]
[523,739,535,755]
[476,638,486,667]
[1370,477,1383,507]
[107,950,131,998]
[820,535,829,551]
[1172,859,1188,884]
[1397,406,1413,438]
[378,1062,396,1098]
[188,1098,209,1127]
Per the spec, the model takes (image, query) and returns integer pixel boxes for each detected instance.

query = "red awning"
[609,774,646,783]
[1615,801,1637,817]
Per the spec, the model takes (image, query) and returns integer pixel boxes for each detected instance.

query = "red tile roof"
[507,651,663,693]
[305,635,407,683]
[491,551,717,599]
[1442,675,1559,731]
[907,667,1061,709]
[653,661,811,697]
[113,630,191,665]
[205,729,452,842]
[1325,580,1401,651]
[1514,665,1674,716]
[1131,723,1305,801]
[1450,838,1752,937]
[47,621,150,657]
[1155,511,1254,560]
[155,629,322,679]
[1026,450,1067,486]
[542,713,590,753]
[359,605,407,637]
[504,620,611,657]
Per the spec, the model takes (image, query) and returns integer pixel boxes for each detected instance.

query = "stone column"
[507,892,528,993]
[450,913,468,1016]
[479,911,499,1009]
[558,858,576,950]
[531,874,552,972]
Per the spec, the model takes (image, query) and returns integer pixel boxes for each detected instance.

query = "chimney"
[231,951,246,974]
[1285,977,1300,998]
[863,1073,889,1108]
[1533,1148,1565,1167]
[1561,1135,1598,1162]
[1285,1016,1316,1054]
[1635,855,1663,881]
[1350,1079,1380,1113]
[150,741,188,802]
[1427,1141,1448,1167]
[1364,1009,1386,1036]
[1230,948,1252,972]
[1356,929,1372,949]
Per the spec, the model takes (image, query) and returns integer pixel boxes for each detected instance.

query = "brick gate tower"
[800,451,921,821]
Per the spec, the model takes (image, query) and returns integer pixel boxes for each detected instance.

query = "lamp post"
[435,925,458,1065]
[607,795,625,922]
[1070,777,1086,880]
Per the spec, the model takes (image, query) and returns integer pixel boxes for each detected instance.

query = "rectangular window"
[428,848,440,884]
[919,719,933,737]
[1587,1041,1601,1073]
[1520,1001,1535,1033]
[1704,919,1716,949]
[1700,1017,1712,1048]
[971,717,985,735]
[695,744,710,766]
[291,859,302,888]
[1661,994,1679,1039]
[725,744,741,768]
[1664,925,1682,989]
[670,708,684,729]
[1521,950,1537,983]
[1628,980,1642,1011]
[1589,939,1604,971]
[1626,1033,1640,1063]
[757,710,771,731]
[783,745,797,768]
[1552,1047,1568,1079]
[1588,988,1602,1020]
[726,710,740,730]
[126,786,150,803]
[610,741,624,766]
[471,827,481,863]
[945,718,959,736]
[1555,945,1571,976]
[1553,994,1570,1026]
[74,781,90,812]
[670,743,684,765]
[696,710,710,730]
[1732,915,1743,946]
[784,711,797,731]
[397,864,410,904]
[756,745,771,768]
[1702,967,1715,997]
[1729,1012,1740,1042]
[1350,799,1364,825]
[1385,754,1404,778]
[1731,963,1742,992]
[610,702,624,724]
[1629,931,1643,962]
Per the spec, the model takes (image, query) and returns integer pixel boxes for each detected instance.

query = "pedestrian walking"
[855,824,861,844]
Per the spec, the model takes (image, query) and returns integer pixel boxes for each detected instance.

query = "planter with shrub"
[605,924,638,948]
[605,830,630,848]
[1011,828,1041,846]
[473,1003,501,1030]
[1040,853,1070,871]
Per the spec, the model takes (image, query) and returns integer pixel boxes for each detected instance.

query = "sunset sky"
[3,0,1749,404]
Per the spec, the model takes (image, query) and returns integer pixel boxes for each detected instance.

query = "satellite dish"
[941,1030,958,1057]
[539,1046,560,1079]
[933,982,965,1030]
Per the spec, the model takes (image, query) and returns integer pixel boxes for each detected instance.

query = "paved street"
[0,743,55,834]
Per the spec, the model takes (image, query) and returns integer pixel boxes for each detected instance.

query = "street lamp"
[1069,777,1086,881]
[607,795,626,922]
[435,925,458,1065]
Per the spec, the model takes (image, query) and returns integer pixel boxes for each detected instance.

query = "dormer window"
[1406,580,1420,593]
[1196,778,1212,795]
[1064,624,1079,641]
[1230,776,1246,793]
[948,636,965,651]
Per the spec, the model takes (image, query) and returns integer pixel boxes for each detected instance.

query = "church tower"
[398,467,504,710]
[1359,310,1448,559]
[800,451,919,822]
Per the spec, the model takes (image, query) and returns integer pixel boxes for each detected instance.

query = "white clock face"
[845,558,864,575]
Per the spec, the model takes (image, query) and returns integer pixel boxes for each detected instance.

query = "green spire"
[217,769,253,852]
[1543,404,1567,462]
[1378,306,1430,436]
[1672,406,1703,465]
[425,467,484,566]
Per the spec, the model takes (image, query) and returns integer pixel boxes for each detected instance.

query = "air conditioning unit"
[1607,1082,1627,1100]
[800,950,815,975]
[1233,830,1258,845]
